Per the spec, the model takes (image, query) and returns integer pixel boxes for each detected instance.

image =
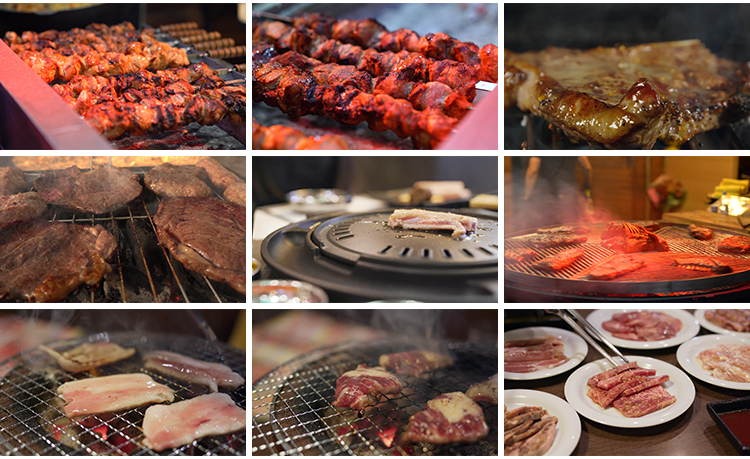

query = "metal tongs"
[545,309,629,366]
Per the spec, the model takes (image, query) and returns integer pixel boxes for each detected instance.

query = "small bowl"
[252,280,328,303]
[252,258,261,278]
[707,396,750,454]
[285,188,351,213]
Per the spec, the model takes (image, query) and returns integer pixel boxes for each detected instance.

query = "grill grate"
[252,340,498,456]
[0,331,246,456]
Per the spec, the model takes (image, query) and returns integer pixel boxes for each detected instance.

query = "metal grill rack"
[0,331,246,455]
[252,339,498,456]
[8,160,245,303]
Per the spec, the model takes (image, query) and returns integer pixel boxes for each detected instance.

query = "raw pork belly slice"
[533,248,584,271]
[505,335,568,373]
[378,350,453,377]
[57,373,175,417]
[718,235,750,254]
[0,167,27,196]
[142,393,246,452]
[144,350,245,392]
[0,192,46,227]
[704,309,750,333]
[144,163,212,198]
[612,385,676,417]
[403,392,489,444]
[40,342,135,373]
[387,208,478,238]
[466,373,497,404]
[33,165,142,214]
[601,311,682,341]
[332,364,402,410]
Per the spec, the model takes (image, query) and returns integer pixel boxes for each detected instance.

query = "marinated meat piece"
[153,197,245,294]
[600,222,670,253]
[633,221,661,231]
[537,225,590,234]
[196,157,241,191]
[505,40,750,149]
[0,167,27,196]
[0,219,116,302]
[587,361,639,387]
[404,392,489,444]
[671,258,732,274]
[533,248,584,271]
[142,393,246,452]
[143,350,245,392]
[223,182,246,206]
[144,163,212,197]
[596,368,657,390]
[40,342,135,373]
[584,255,645,280]
[0,192,46,227]
[466,373,497,404]
[524,234,587,249]
[697,343,750,382]
[611,385,676,418]
[332,364,403,410]
[504,406,545,431]
[58,373,175,417]
[602,311,682,341]
[504,248,538,264]
[33,165,142,214]
[378,350,453,377]
[718,235,750,254]
[704,309,750,333]
[689,224,713,240]
[387,208,477,238]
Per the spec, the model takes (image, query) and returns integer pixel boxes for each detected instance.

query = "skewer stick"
[251,11,293,23]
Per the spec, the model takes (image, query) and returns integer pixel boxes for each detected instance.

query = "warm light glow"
[12,156,210,170]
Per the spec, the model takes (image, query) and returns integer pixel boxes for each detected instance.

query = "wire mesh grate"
[0,332,246,456]
[252,339,498,456]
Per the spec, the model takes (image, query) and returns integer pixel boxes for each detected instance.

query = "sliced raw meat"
[387,208,478,238]
[504,343,556,362]
[153,197,245,294]
[504,358,569,374]
[587,361,639,387]
[697,343,750,382]
[0,167,27,196]
[587,377,650,408]
[619,375,670,396]
[537,225,590,234]
[403,392,489,444]
[223,182,246,206]
[378,350,453,377]
[142,393,246,452]
[718,235,750,254]
[533,248,585,271]
[57,373,175,417]
[466,373,497,404]
[504,247,538,264]
[597,368,657,390]
[704,309,750,332]
[40,342,135,373]
[332,364,402,410]
[612,385,676,418]
[0,192,46,227]
[584,255,644,280]
[602,311,682,341]
[144,163,212,197]
[671,258,731,274]
[0,219,117,302]
[524,234,587,249]
[600,222,670,253]
[689,224,713,240]
[505,336,564,348]
[143,350,245,392]
[33,165,142,214]
[196,157,242,191]
[505,335,568,373]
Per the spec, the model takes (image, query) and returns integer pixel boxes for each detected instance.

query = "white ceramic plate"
[585,309,700,349]
[504,327,588,380]
[563,355,695,428]
[676,334,750,390]
[503,389,581,456]
[694,309,750,337]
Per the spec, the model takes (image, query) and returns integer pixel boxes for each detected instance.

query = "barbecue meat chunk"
[332,364,403,410]
[584,255,645,280]
[153,197,245,294]
[600,222,670,253]
[195,158,242,191]
[378,350,453,377]
[403,392,489,444]
[223,182,246,206]
[144,163,212,198]
[33,165,142,214]
[0,167,27,196]
[689,224,713,240]
[533,248,584,271]
[0,219,116,302]
[505,41,750,149]
[0,192,47,227]
[466,373,498,404]
[718,235,750,254]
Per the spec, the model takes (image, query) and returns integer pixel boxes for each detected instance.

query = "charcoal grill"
[0,331,246,455]
[260,210,498,302]
[2,158,245,303]
[251,339,498,456]
[505,221,750,301]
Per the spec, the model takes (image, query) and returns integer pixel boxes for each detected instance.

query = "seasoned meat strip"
[404,392,489,444]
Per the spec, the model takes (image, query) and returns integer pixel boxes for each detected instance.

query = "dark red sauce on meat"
[719,410,750,446]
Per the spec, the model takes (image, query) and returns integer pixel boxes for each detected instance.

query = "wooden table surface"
[504,309,747,456]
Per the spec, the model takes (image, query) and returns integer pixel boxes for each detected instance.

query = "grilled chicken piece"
[40,342,135,373]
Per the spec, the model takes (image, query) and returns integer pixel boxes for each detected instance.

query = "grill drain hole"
[442,249,453,258]
[462,249,474,257]
[380,245,392,254]
[336,234,355,240]
[400,248,411,256]
[478,247,493,255]
[421,249,432,258]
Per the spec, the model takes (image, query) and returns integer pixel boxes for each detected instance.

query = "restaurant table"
[504,309,747,456]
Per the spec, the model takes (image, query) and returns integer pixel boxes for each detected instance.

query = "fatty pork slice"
[378,350,453,377]
[57,373,175,417]
[388,208,478,238]
[143,350,245,392]
[332,364,403,411]
[466,373,498,404]
[40,342,135,373]
[142,393,246,452]
[403,392,489,444]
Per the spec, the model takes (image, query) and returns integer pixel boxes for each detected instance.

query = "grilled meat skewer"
[252,118,350,150]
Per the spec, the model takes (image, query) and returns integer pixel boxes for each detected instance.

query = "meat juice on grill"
[144,163,212,197]
[0,219,116,302]
[153,196,246,294]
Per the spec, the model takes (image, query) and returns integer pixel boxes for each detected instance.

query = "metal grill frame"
[0,331,246,456]
[252,339,499,456]
[5,158,245,303]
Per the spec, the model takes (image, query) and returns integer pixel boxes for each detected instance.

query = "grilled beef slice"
[0,167,27,196]
[0,192,47,227]
[718,235,750,254]
[153,197,246,294]
[144,163,212,197]
[34,165,142,214]
[689,224,713,240]
[533,248,585,271]
[600,222,669,253]
[584,255,645,280]
[0,219,116,302]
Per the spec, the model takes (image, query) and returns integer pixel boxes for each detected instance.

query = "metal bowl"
[285,188,351,214]
[252,280,328,303]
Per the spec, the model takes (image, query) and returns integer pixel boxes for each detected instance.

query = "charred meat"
[584,255,645,280]
[504,248,538,264]
[600,222,670,253]
[40,342,135,373]
[671,258,731,274]
[0,192,46,227]
[533,248,584,271]
[718,235,750,254]
[689,224,713,240]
